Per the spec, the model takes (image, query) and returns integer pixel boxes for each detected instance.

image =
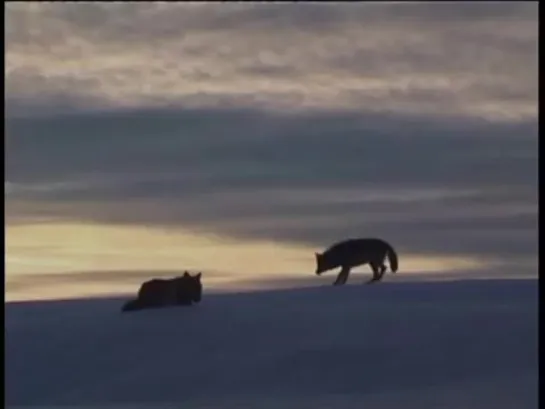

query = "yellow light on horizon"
[6,221,493,302]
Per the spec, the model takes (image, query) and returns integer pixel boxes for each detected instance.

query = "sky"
[5,2,538,301]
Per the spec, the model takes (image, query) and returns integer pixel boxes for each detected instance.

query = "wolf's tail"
[121,298,143,312]
[386,243,398,273]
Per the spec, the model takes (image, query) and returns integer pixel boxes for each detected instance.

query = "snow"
[6,277,538,409]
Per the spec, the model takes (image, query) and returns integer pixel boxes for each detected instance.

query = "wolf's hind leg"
[333,266,351,285]
[378,264,387,281]
[367,262,382,284]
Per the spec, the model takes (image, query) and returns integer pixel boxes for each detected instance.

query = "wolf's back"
[325,238,398,271]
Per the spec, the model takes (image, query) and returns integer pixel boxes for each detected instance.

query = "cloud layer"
[5,3,538,289]
[6,2,538,121]
[6,107,538,266]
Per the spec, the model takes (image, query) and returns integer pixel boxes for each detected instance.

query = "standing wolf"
[315,238,398,285]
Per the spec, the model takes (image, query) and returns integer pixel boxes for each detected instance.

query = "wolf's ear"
[195,272,202,280]
[183,271,190,277]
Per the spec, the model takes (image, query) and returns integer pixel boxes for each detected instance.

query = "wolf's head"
[179,271,203,303]
[315,252,332,275]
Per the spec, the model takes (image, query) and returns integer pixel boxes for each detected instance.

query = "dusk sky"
[6,2,538,300]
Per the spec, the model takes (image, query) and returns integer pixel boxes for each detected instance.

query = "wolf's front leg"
[333,266,351,285]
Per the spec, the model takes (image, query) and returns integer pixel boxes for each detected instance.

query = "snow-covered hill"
[6,278,537,409]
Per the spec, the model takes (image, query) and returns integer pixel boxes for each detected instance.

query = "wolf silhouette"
[315,238,398,285]
[121,271,202,312]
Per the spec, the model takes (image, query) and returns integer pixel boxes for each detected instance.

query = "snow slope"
[6,278,538,409]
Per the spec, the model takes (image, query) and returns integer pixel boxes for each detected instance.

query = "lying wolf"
[121,271,202,312]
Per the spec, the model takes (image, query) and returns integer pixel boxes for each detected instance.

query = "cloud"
[5,3,538,279]
[5,2,538,121]
[6,107,538,266]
